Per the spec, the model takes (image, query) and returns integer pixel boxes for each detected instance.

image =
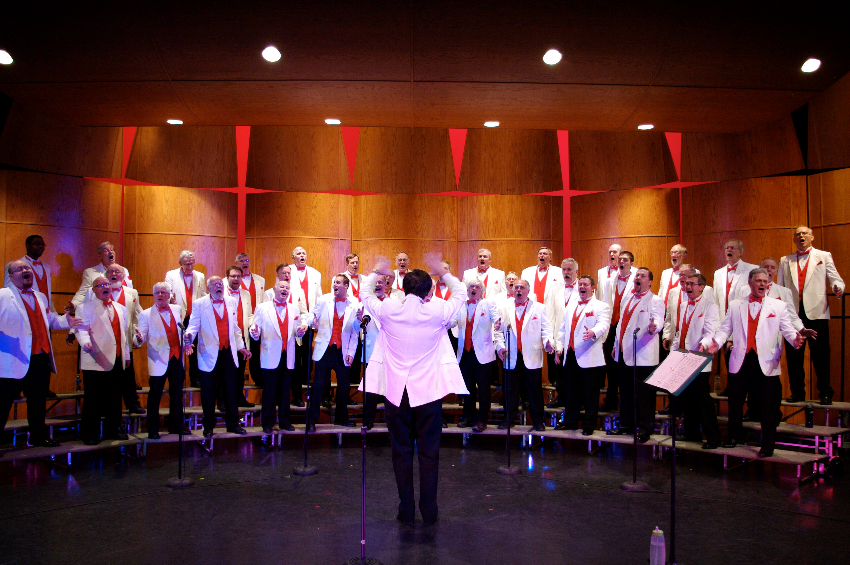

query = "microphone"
[176,322,186,332]
[359,315,371,329]
[633,327,640,336]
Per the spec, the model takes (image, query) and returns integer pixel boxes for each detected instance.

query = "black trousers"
[260,350,293,430]
[81,358,124,440]
[547,350,562,401]
[147,356,184,435]
[0,353,51,442]
[308,345,351,425]
[459,349,494,424]
[727,351,783,451]
[786,299,833,398]
[199,348,240,431]
[121,352,141,410]
[602,324,619,406]
[679,371,721,445]
[220,351,247,404]
[385,389,442,524]
[617,356,657,433]
[292,338,310,402]
[504,351,544,427]
[361,362,384,427]
[184,315,200,387]
[562,349,605,433]
[247,336,262,388]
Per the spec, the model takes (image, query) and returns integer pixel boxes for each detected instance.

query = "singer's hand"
[497,348,506,361]
[82,342,94,353]
[544,341,554,354]
[67,315,81,329]
[345,355,353,365]
[494,318,502,331]
[582,329,595,341]
[239,348,252,360]
[249,326,260,340]
[66,333,77,346]
[706,340,719,355]
[554,350,561,364]
[697,343,706,353]
[296,325,307,338]
[800,328,817,340]
[662,338,671,351]
[647,320,658,335]
[135,329,143,343]
[356,307,363,321]
[169,293,177,304]
[183,344,194,355]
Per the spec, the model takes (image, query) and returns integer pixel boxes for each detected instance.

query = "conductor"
[360,253,469,526]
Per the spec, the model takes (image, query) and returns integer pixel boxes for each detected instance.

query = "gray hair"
[725,239,744,253]
[178,250,195,263]
[561,258,579,270]
[748,268,768,281]
[97,241,113,254]
[466,280,484,292]
[153,281,172,294]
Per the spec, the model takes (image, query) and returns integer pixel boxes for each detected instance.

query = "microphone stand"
[498,323,520,475]
[294,328,318,476]
[168,322,193,488]
[346,316,382,565]
[622,326,649,491]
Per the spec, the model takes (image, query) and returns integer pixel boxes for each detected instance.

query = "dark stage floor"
[0,433,846,565]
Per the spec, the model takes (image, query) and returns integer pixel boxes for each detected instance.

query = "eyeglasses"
[94,283,110,288]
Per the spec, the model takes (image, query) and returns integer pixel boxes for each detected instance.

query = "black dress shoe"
[701,441,719,450]
[396,514,414,527]
[785,394,805,403]
[442,422,448,428]
[148,432,161,440]
[203,429,214,438]
[262,427,273,434]
[531,424,546,432]
[757,448,774,457]
[554,422,576,431]
[292,399,304,407]
[321,400,332,409]
[472,422,487,433]
[581,429,594,436]
[238,399,255,408]
[607,426,633,436]
[636,431,651,443]
[457,419,474,428]
[82,437,101,446]
[129,405,146,415]
[335,420,356,427]
[306,424,316,433]
[105,432,129,441]
[819,395,833,406]
[28,437,60,448]
[45,390,58,399]
[280,424,295,432]
[721,439,738,448]
[226,426,247,435]
[497,422,512,430]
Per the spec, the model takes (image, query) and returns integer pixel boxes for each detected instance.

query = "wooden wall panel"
[808,71,850,170]
[570,187,679,294]
[250,237,354,297]
[355,127,454,194]
[246,192,351,239]
[245,126,349,192]
[0,102,122,178]
[568,131,677,192]
[456,195,563,276]
[680,116,805,182]
[459,129,562,195]
[125,126,238,188]
[127,185,237,237]
[130,233,235,294]
[353,195,455,242]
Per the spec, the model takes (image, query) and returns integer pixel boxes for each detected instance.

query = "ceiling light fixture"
[484,121,500,127]
[325,118,341,125]
[637,124,654,130]
[801,58,821,73]
[167,119,183,125]
[0,50,12,65]
[543,49,562,65]
[262,46,281,63]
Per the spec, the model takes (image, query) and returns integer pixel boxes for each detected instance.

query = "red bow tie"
[538,267,547,273]
[20,288,34,294]
[631,290,647,298]
[478,268,487,274]
[335,298,346,303]
[467,299,477,305]
[32,260,42,266]
[727,263,738,271]
[212,299,224,304]
[274,300,286,307]
[618,275,630,282]
[797,250,810,257]
[578,299,590,305]
[349,274,359,279]
[157,305,171,312]
[229,290,240,295]
[297,266,306,271]
[565,283,574,288]
[687,299,698,305]
[507,293,514,298]
[749,295,763,303]
[672,267,679,272]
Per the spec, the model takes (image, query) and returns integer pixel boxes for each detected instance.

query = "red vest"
[797,254,810,301]
[618,293,644,352]
[184,276,194,318]
[298,268,310,307]
[678,299,700,349]
[277,304,289,351]
[464,304,475,352]
[612,277,629,325]
[159,308,181,360]
[108,303,122,354]
[23,295,51,355]
[746,304,761,353]
[329,302,345,348]
[435,282,451,301]
[240,276,257,311]
[569,301,590,351]
[533,269,547,304]
[114,287,126,306]
[32,261,49,298]
[213,303,229,350]
[515,302,529,354]
[348,274,360,300]
[230,290,244,335]
[664,270,679,307]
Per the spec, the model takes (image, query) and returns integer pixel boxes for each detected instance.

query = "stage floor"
[0,433,846,565]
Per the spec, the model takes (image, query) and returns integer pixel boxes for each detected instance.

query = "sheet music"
[645,350,712,395]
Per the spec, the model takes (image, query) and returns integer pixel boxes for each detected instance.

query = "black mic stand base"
[344,558,383,565]
[293,464,318,476]
[620,480,649,492]
[167,477,195,488]
[497,464,521,476]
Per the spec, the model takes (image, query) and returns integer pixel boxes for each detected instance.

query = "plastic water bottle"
[650,527,666,565]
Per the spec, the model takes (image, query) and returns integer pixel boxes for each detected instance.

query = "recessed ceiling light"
[0,50,12,65]
[543,49,562,65]
[167,119,183,125]
[637,124,654,130]
[484,121,500,128]
[262,46,281,63]
[801,58,821,73]
[325,118,341,125]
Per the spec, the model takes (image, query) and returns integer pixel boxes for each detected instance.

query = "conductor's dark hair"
[402,269,433,299]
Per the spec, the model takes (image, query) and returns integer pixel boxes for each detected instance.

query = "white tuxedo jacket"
[666,295,718,372]
[361,273,468,407]
[227,288,254,348]
[663,286,715,341]
[361,298,384,363]
[240,273,266,308]
[343,271,364,302]
[184,295,244,371]
[612,292,665,366]
[503,299,553,370]
[737,282,803,329]
[462,267,507,299]
[4,256,53,311]
[250,301,304,370]
[72,263,132,307]
[596,265,636,301]
[555,297,611,368]
[520,265,564,331]
[453,298,505,365]
[82,286,142,345]
[164,268,207,321]
[311,294,359,365]
[0,287,71,379]
[602,273,636,322]
[135,304,184,377]
[714,296,801,376]
[288,264,322,311]
[777,248,844,320]
[265,286,310,344]
[76,299,131,372]
[712,261,758,320]
[658,267,684,306]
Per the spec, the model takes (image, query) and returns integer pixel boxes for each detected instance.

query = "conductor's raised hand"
[423,252,449,278]
[372,256,393,277]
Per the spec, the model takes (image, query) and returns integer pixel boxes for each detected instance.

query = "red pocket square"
[767,313,776,318]
[532,316,538,320]
[480,312,485,316]
[639,310,645,313]
[698,314,704,317]
[586,311,594,316]
[818,261,824,265]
